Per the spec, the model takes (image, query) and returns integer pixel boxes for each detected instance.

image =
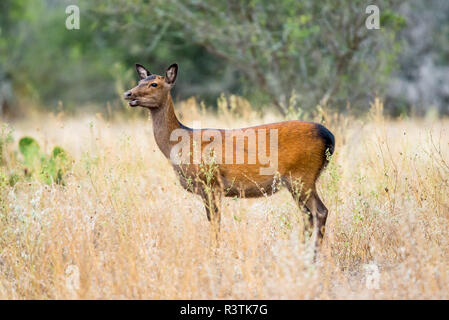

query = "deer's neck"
[150,94,188,159]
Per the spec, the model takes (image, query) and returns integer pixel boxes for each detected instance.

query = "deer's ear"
[165,63,178,86]
[135,64,151,80]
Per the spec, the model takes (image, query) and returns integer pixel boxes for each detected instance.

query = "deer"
[124,63,335,255]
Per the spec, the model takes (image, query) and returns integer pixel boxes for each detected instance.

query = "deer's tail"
[315,123,335,169]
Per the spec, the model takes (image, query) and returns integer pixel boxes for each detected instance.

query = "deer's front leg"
[200,186,222,238]
[203,192,221,226]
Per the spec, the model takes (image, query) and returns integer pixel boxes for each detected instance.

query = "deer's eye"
[150,83,157,87]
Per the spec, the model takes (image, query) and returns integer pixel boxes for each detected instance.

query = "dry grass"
[0,98,448,299]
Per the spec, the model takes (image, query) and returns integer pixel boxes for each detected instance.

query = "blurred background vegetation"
[0,0,448,118]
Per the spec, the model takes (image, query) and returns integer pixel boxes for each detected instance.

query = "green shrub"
[18,137,71,185]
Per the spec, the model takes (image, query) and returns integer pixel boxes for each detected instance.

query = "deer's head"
[123,63,178,108]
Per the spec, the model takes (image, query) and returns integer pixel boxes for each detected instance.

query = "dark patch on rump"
[315,123,335,167]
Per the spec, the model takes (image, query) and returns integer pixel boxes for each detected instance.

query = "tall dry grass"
[0,98,448,299]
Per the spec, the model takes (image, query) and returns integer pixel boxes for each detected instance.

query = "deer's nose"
[124,90,133,99]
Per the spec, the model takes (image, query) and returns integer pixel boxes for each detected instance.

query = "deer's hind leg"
[286,180,313,228]
[287,180,328,257]
[304,190,328,254]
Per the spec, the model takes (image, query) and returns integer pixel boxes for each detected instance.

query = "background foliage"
[0,0,448,116]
